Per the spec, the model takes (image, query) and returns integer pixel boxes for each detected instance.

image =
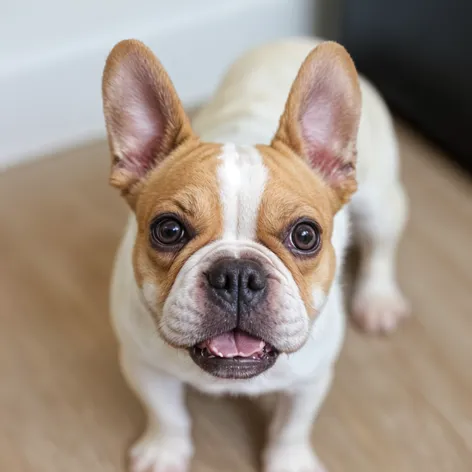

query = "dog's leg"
[263,370,333,472]
[350,180,410,333]
[121,353,193,472]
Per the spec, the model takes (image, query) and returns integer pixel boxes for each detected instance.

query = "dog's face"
[102,40,361,379]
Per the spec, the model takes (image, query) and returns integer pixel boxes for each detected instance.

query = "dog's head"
[102,40,361,379]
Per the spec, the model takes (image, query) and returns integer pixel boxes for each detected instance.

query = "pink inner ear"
[299,84,353,184]
[307,147,355,186]
[109,61,166,178]
[301,92,334,157]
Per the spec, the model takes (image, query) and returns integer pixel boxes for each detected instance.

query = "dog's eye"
[150,217,186,248]
[287,221,321,254]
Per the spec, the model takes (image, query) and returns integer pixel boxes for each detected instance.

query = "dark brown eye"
[150,217,186,248]
[289,222,321,253]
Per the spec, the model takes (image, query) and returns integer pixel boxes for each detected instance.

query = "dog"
[102,37,410,472]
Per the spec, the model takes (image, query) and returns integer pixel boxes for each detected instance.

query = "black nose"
[207,259,267,308]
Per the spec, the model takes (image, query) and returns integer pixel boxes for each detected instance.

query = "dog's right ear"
[272,42,362,208]
[102,39,196,196]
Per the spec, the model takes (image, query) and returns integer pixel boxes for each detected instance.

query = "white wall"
[0,0,319,169]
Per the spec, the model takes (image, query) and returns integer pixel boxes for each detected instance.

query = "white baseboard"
[0,0,318,169]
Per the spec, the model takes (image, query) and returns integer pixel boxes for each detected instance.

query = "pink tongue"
[206,331,265,358]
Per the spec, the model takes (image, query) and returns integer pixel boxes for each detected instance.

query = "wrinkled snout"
[160,242,311,378]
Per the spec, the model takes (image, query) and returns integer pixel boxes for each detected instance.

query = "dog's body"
[104,37,409,472]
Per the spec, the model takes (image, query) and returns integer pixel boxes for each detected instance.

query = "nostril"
[247,271,266,292]
[207,271,228,290]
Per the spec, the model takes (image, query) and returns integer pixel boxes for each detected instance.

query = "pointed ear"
[102,39,196,194]
[272,42,362,205]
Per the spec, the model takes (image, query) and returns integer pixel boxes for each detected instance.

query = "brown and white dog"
[102,37,410,472]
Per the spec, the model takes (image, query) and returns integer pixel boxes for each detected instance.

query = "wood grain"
[0,122,471,472]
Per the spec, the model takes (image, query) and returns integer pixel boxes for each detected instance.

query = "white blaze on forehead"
[217,143,268,240]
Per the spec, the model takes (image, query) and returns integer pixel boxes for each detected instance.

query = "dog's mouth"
[189,329,279,379]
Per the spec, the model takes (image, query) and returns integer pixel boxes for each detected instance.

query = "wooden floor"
[1,122,471,472]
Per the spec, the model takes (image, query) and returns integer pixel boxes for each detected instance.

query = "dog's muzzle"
[189,257,279,379]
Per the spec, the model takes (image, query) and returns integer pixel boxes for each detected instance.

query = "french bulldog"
[102,37,410,472]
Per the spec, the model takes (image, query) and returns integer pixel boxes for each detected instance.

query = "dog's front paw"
[263,443,326,472]
[129,430,193,472]
[352,285,410,334]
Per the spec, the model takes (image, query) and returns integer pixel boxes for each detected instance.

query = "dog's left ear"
[102,39,195,196]
[272,42,362,206]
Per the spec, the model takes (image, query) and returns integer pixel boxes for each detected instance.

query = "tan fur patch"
[256,144,339,316]
[132,142,224,302]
